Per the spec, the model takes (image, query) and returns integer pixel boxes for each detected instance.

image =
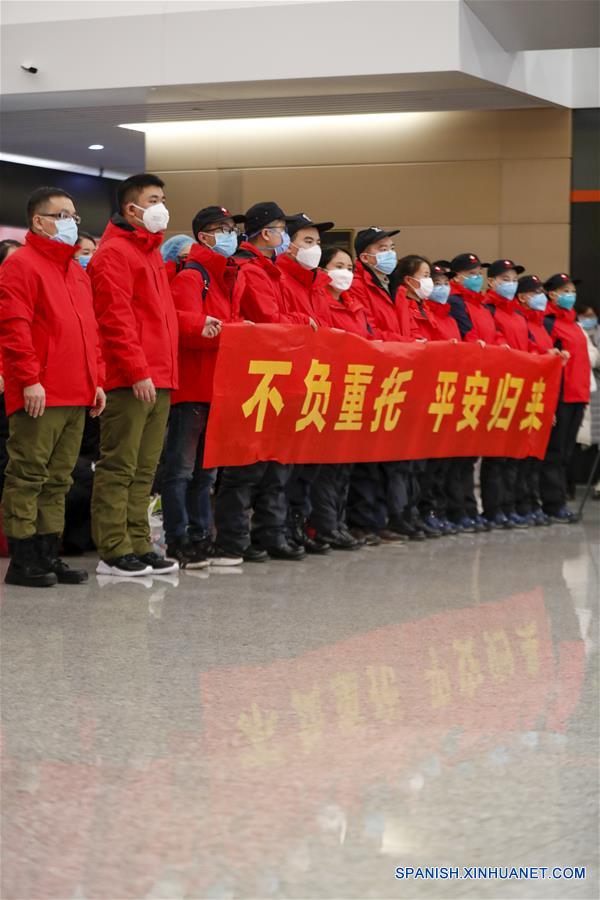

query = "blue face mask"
[213,231,237,258]
[496,280,518,300]
[462,273,484,293]
[79,255,91,269]
[51,217,78,246]
[528,293,548,312]
[429,283,451,304]
[271,230,290,257]
[556,292,576,311]
[374,250,397,275]
[580,316,598,331]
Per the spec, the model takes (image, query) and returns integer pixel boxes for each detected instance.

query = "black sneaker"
[316,529,361,550]
[350,528,381,546]
[243,546,269,562]
[96,555,153,577]
[138,552,179,574]
[167,537,209,569]
[265,542,306,561]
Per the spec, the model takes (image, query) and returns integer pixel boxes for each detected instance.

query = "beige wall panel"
[499,224,570,278]
[236,161,500,226]
[390,225,500,265]
[501,158,570,224]
[157,170,220,231]
[147,127,219,171]
[499,109,571,159]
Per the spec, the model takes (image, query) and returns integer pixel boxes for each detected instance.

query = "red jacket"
[0,231,102,416]
[170,242,241,405]
[88,217,179,391]
[517,306,554,354]
[276,253,333,326]
[448,281,502,345]
[346,262,416,342]
[544,306,590,403]
[327,291,373,338]
[232,243,311,324]
[484,289,535,351]
[406,293,462,342]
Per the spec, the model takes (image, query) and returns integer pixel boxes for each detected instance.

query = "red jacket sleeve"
[234,266,310,325]
[171,269,209,350]
[0,259,43,387]
[89,246,150,385]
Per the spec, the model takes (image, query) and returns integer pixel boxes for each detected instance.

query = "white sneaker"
[96,555,153,577]
[210,553,243,566]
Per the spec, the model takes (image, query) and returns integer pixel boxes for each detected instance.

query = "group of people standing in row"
[0,171,595,588]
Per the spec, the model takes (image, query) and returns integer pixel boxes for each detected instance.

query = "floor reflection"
[1,520,598,898]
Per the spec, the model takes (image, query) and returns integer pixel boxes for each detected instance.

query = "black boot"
[37,534,88,584]
[5,537,58,587]
[291,513,330,554]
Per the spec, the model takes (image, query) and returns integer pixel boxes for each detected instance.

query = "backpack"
[184,260,211,301]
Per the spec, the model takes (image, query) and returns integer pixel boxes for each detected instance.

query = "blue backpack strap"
[183,260,211,301]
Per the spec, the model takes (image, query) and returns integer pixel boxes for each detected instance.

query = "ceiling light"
[88,144,104,150]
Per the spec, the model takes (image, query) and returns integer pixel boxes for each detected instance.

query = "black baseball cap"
[544,272,582,292]
[355,227,400,257]
[488,258,525,277]
[517,275,544,295]
[192,205,245,238]
[431,262,451,279]
[450,252,490,273]
[287,213,334,240]
[433,259,453,273]
[244,201,294,237]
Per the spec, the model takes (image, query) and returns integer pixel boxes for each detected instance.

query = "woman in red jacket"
[161,206,240,568]
[310,247,369,550]
[540,273,591,522]
[395,256,460,538]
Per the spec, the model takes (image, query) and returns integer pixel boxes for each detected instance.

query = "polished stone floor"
[1,508,598,899]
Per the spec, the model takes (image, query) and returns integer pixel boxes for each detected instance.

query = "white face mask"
[294,244,322,270]
[414,276,434,300]
[328,268,354,292]
[133,202,170,234]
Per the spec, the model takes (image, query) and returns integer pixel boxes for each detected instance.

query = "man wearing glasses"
[0,186,105,587]
[161,205,241,567]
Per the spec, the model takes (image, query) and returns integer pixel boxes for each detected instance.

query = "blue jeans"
[161,402,217,544]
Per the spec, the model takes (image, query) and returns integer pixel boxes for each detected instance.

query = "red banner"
[204,324,562,466]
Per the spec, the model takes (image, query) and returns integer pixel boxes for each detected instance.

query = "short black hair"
[395,254,431,282]
[78,231,97,245]
[26,187,74,227]
[320,246,353,269]
[117,173,165,214]
[575,297,599,316]
[0,239,22,266]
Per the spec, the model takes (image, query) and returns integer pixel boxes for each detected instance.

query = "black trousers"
[310,463,352,534]
[214,461,291,554]
[481,457,520,519]
[445,457,478,522]
[348,461,408,532]
[540,401,585,514]
[418,458,451,519]
[515,457,543,515]
[286,463,322,522]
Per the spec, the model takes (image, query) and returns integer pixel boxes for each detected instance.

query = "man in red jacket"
[345,228,417,545]
[161,205,243,567]
[481,258,532,530]
[213,202,308,563]
[540,272,590,522]
[0,187,105,587]
[277,213,335,554]
[89,173,179,577]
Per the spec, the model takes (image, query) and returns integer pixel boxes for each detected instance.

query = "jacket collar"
[276,252,316,287]
[101,215,163,253]
[424,298,451,318]
[235,241,280,276]
[451,279,484,306]
[519,305,545,325]
[187,240,227,276]
[355,260,393,301]
[484,288,517,313]
[548,302,576,324]
[25,230,78,268]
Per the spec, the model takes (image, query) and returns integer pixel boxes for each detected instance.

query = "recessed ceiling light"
[88,144,104,150]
